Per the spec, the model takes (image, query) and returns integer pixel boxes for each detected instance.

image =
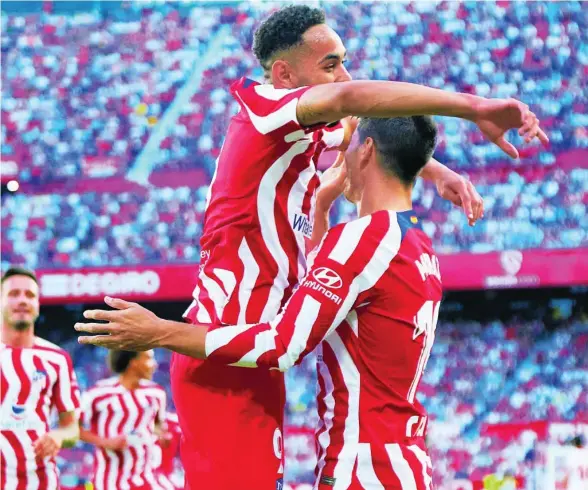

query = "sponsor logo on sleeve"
[312,267,343,289]
[302,267,344,305]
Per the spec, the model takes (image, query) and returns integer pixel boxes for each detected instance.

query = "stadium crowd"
[2,1,587,270]
[1,3,222,183]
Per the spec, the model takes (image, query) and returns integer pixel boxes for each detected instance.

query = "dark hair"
[358,116,438,186]
[1,266,38,285]
[253,5,326,70]
[108,350,139,374]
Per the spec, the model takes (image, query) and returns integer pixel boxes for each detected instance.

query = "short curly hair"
[253,5,326,70]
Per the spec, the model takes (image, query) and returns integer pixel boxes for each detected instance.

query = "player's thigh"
[181,418,284,489]
[172,355,285,488]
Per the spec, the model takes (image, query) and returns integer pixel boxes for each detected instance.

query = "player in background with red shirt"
[77,6,547,489]
[79,350,169,490]
[152,412,183,490]
[1,267,80,490]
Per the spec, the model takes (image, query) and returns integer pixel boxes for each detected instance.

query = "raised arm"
[297,80,548,159]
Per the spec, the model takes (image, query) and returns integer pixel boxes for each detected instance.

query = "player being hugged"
[79,350,169,490]
[1,267,80,489]
[76,5,547,489]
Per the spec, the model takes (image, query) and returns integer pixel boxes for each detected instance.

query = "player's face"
[133,350,158,380]
[1,276,40,331]
[289,24,351,86]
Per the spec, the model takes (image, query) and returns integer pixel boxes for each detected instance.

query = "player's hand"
[158,431,173,449]
[472,98,549,159]
[435,169,483,226]
[316,152,347,206]
[103,435,128,452]
[75,297,165,351]
[339,116,360,151]
[33,432,63,460]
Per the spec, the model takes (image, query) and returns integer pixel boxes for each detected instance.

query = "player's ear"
[359,137,374,172]
[271,59,296,88]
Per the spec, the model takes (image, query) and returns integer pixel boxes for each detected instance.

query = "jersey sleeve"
[206,213,398,371]
[230,77,339,137]
[318,122,345,150]
[53,351,81,414]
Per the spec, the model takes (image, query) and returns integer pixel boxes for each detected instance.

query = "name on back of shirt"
[415,253,441,282]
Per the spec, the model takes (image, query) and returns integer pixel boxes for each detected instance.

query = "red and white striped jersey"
[153,412,183,490]
[153,412,180,476]
[0,337,80,490]
[205,210,442,489]
[80,377,167,490]
[184,77,344,327]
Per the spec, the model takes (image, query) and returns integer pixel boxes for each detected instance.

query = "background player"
[79,350,168,490]
[0,266,80,490]
[76,5,547,489]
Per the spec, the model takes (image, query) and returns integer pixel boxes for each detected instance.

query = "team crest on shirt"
[32,369,47,383]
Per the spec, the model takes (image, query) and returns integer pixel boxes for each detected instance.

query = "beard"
[12,320,32,331]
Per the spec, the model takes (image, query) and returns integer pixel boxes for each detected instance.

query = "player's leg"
[171,352,285,489]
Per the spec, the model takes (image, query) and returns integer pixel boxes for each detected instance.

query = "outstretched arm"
[297,80,548,158]
[75,217,391,369]
[76,258,357,369]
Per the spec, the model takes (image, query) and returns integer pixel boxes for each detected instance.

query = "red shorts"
[171,352,285,490]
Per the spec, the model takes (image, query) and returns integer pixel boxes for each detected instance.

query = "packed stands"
[1,3,222,183]
[2,1,587,270]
